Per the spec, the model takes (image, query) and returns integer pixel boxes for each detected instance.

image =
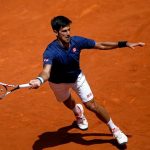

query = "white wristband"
[36,77,44,84]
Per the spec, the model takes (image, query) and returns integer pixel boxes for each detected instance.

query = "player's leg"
[63,94,88,130]
[49,82,88,130]
[84,99,128,145]
[72,72,128,145]
[84,99,110,123]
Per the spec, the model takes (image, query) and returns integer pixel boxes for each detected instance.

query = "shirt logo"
[72,47,77,52]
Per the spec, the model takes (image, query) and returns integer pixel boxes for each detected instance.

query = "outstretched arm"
[94,41,145,50]
[29,64,51,88]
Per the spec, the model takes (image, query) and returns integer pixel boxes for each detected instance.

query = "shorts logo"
[87,93,92,98]
[72,47,77,52]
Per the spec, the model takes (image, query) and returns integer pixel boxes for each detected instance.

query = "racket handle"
[19,83,31,88]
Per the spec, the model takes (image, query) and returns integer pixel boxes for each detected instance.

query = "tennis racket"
[0,82,31,99]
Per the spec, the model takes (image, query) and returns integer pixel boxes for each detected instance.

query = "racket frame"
[0,82,31,99]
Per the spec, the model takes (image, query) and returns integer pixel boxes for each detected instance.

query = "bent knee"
[84,99,97,111]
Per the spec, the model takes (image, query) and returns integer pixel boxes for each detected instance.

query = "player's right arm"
[29,64,51,89]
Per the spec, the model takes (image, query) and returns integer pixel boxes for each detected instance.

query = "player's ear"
[53,30,58,36]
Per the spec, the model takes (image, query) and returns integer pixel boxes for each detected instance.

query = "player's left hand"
[127,42,145,49]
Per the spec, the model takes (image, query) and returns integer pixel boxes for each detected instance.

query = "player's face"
[57,26,71,43]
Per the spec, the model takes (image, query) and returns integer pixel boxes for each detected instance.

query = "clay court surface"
[0,0,150,149]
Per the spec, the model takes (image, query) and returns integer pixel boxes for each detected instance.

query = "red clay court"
[0,0,150,150]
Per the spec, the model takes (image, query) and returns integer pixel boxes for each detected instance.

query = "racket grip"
[19,83,31,88]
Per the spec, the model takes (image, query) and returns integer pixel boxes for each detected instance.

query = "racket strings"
[0,85,7,97]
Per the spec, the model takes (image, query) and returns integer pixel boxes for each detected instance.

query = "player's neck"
[57,39,70,50]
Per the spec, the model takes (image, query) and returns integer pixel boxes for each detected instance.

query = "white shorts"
[49,72,94,103]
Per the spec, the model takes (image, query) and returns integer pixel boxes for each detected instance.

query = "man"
[29,16,145,145]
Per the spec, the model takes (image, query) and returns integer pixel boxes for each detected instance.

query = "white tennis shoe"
[112,128,128,145]
[75,104,88,130]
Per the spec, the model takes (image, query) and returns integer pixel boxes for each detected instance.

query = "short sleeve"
[75,36,95,49]
[43,50,53,65]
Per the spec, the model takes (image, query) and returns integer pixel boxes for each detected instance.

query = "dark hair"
[51,16,72,31]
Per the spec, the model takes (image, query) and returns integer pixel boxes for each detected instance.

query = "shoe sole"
[78,127,88,131]
[119,142,127,145]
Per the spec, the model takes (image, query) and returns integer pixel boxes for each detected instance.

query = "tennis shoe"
[75,104,88,130]
[112,127,128,145]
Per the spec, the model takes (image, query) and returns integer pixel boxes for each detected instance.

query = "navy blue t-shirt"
[43,36,95,83]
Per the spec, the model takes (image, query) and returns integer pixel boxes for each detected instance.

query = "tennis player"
[29,16,145,145]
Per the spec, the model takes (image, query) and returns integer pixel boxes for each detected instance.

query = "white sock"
[72,104,83,118]
[107,118,118,130]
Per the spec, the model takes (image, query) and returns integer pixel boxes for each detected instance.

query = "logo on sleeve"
[72,47,77,52]
[44,58,49,62]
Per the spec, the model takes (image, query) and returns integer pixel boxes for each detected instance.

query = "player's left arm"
[94,41,145,50]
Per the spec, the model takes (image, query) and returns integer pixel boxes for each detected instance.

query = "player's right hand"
[29,79,41,89]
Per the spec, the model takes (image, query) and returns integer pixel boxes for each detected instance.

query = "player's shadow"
[32,121,128,150]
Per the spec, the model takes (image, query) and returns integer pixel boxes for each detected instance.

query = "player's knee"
[84,99,97,112]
